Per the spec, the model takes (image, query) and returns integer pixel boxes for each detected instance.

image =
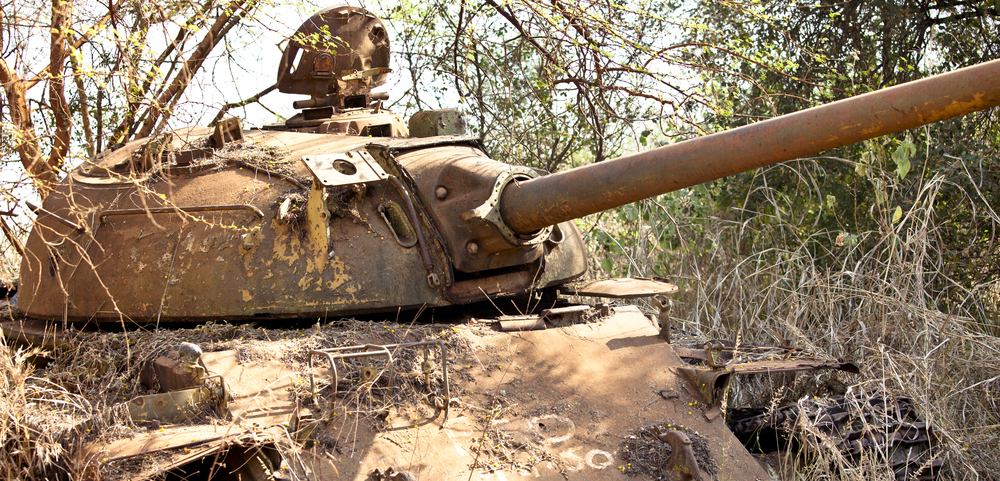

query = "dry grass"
[583,163,1000,479]
[0,333,90,480]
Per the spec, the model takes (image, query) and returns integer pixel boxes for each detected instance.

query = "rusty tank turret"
[7,6,1000,481]
[16,4,1000,322]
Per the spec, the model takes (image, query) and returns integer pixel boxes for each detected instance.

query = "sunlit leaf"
[601,258,614,273]
[694,183,711,200]
[892,139,916,179]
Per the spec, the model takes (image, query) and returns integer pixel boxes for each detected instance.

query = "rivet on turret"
[435,186,448,200]
[466,242,479,255]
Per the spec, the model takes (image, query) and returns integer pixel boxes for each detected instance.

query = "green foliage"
[374,0,708,170]
[660,0,1000,322]
[892,137,916,180]
[680,0,999,122]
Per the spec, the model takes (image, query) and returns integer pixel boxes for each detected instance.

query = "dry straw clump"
[0,318,461,480]
[0,333,91,480]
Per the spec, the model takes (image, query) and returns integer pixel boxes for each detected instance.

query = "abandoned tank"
[5,5,1000,481]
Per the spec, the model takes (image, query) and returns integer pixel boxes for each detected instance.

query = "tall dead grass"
[0,332,93,480]
[584,162,1000,478]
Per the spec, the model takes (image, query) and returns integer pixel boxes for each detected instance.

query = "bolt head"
[466,242,479,255]
[435,186,448,200]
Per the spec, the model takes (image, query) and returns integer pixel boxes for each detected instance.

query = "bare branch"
[22,0,123,91]
[68,46,96,157]
[135,0,252,139]
[210,83,275,125]
[482,0,560,67]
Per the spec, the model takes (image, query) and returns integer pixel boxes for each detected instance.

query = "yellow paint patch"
[932,94,990,122]
[304,183,330,274]
[325,257,350,291]
[297,275,317,291]
[270,219,302,266]
[241,290,253,302]
[295,257,351,293]
[305,255,320,275]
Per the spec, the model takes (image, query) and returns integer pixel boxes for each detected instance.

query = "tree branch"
[46,0,73,186]
[210,83,275,125]
[69,45,96,157]
[120,0,215,138]
[925,8,1000,25]
[483,0,560,67]
[0,59,44,179]
[136,0,251,139]
[22,0,123,91]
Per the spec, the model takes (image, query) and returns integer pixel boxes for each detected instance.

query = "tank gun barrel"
[499,59,1000,235]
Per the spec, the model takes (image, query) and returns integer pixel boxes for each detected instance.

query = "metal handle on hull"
[99,204,266,224]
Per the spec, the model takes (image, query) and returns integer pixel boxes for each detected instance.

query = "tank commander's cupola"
[270,5,407,136]
[277,5,391,110]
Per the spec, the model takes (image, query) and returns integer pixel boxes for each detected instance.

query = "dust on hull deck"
[74,307,770,480]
